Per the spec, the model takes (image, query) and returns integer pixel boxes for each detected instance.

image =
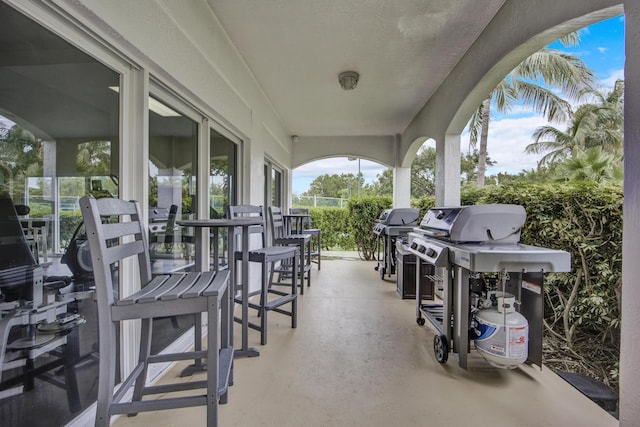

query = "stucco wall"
[292,135,397,168]
[55,0,293,205]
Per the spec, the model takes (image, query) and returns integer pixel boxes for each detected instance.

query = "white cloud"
[464,114,551,175]
[294,115,550,193]
[600,68,624,89]
[597,46,608,54]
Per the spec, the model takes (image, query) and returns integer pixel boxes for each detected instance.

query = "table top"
[177,218,263,227]
[282,213,310,218]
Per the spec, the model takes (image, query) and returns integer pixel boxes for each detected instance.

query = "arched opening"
[292,156,388,207]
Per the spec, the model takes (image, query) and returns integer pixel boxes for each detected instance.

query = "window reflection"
[147,97,198,353]
[148,96,197,270]
[0,3,119,426]
[209,129,237,217]
[209,129,237,267]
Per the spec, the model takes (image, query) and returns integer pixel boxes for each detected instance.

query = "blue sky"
[292,14,625,195]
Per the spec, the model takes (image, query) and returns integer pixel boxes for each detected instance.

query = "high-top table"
[177,218,263,361]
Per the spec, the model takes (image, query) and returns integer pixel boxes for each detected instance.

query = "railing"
[292,195,350,208]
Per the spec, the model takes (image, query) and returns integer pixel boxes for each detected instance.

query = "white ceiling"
[208,0,507,137]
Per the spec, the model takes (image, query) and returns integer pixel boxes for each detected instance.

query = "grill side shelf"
[419,303,445,335]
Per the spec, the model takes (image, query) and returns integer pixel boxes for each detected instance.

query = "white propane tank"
[474,292,528,369]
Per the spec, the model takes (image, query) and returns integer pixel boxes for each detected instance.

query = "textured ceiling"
[208,0,507,137]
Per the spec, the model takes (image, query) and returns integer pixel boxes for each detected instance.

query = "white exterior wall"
[392,167,411,208]
[291,135,396,169]
[55,0,293,206]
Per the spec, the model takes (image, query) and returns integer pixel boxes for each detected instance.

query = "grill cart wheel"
[434,334,448,363]
[416,317,425,326]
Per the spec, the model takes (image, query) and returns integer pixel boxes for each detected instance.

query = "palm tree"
[556,146,622,183]
[468,34,596,187]
[582,79,624,152]
[525,80,624,166]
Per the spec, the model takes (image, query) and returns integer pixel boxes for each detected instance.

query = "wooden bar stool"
[289,208,322,270]
[269,207,312,293]
[80,196,232,427]
[227,205,298,345]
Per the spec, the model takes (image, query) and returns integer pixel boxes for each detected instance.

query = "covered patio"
[109,257,617,427]
[0,0,639,425]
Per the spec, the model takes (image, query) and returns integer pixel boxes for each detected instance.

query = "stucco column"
[435,134,461,206]
[393,167,411,208]
[118,67,148,378]
[621,1,640,425]
[244,138,265,205]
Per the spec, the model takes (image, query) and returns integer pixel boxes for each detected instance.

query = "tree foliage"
[303,173,361,198]
[526,80,624,169]
[468,35,596,187]
[555,147,622,183]
[347,196,392,260]
[0,124,44,196]
[362,168,393,197]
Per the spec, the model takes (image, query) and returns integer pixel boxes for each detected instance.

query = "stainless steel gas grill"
[407,204,571,369]
[372,208,420,279]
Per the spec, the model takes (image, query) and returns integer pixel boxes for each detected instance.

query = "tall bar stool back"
[289,208,322,270]
[80,196,232,427]
[269,206,312,292]
[227,205,298,345]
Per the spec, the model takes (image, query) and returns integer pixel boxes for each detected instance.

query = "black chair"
[228,205,298,345]
[269,206,312,293]
[289,208,322,270]
[0,194,82,411]
[79,196,232,426]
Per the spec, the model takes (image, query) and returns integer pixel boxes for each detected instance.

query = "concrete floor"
[112,258,617,427]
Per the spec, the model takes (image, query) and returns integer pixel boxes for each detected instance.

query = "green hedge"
[347,196,392,260]
[308,207,356,250]
[305,197,392,258]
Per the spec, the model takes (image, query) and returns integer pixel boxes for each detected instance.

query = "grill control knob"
[426,248,437,258]
[418,245,427,254]
[410,242,418,250]
[435,210,445,220]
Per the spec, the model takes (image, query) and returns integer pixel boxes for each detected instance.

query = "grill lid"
[377,208,420,225]
[418,204,526,243]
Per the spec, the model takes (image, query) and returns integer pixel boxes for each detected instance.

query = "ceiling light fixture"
[338,71,359,90]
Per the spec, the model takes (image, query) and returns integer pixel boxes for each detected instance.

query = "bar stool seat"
[269,207,312,293]
[80,196,232,427]
[228,205,298,345]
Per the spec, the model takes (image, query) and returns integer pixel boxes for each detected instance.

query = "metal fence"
[291,195,350,208]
